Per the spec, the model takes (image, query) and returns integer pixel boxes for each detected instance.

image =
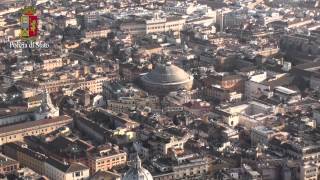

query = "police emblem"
[20,6,38,39]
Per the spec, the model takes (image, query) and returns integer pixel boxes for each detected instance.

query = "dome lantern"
[123,154,153,180]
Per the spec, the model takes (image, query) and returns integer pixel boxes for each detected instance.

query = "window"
[74,171,81,177]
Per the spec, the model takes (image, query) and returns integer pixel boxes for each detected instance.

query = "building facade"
[0,115,72,145]
[45,158,90,180]
[0,153,19,175]
[3,142,46,175]
[88,146,127,173]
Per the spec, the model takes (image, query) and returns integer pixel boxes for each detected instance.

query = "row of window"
[176,169,207,178]
[1,126,58,142]
[96,156,126,165]
[123,28,145,31]
[1,165,18,173]
[147,24,180,30]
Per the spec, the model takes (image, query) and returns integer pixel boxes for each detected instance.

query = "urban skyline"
[0,0,320,180]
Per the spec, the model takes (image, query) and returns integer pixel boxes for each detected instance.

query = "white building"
[273,86,301,104]
[120,14,185,35]
[300,163,318,180]
[212,101,274,128]
[251,126,275,146]
[65,17,78,27]
[44,158,89,180]
[163,1,209,15]
[238,101,275,130]
[312,108,320,127]
[92,94,106,108]
[145,14,186,34]
[84,12,100,25]
[245,72,273,100]
[85,28,111,39]
[217,9,247,30]
[258,12,283,26]
[34,91,60,120]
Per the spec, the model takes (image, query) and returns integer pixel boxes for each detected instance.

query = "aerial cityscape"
[0,0,320,179]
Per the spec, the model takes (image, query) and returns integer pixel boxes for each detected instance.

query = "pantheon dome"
[123,155,153,180]
[140,62,193,95]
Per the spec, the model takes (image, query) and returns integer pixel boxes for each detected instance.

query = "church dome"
[140,62,193,95]
[123,155,153,180]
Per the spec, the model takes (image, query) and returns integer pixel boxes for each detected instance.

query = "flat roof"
[0,115,72,135]
[275,86,297,95]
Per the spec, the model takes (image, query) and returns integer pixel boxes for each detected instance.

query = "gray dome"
[142,62,192,84]
[140,62,193,95]
[123,155,153,180]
